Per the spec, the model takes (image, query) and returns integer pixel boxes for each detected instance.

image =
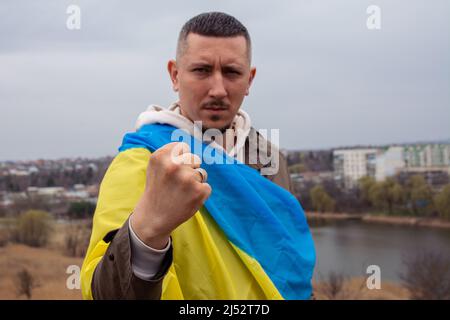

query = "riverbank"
[313,277,409,300]
[306,212,450,229]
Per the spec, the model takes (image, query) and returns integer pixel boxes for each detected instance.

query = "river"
[310,220,450,283]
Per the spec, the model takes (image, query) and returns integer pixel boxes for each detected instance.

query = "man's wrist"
[130,212,170,250]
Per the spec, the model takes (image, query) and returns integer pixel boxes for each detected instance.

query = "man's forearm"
[91,217,173,300]
[128,214,172,280]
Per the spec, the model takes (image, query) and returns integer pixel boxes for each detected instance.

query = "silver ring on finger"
[195,167,208,183]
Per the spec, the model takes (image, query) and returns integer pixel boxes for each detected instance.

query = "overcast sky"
[1,0,449,161]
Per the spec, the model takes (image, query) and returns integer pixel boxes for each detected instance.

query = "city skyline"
[1,138,449,163]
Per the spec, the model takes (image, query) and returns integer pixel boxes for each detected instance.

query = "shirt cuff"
[128,214,171,281]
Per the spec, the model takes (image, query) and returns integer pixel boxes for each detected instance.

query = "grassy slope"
[0,244,83,300]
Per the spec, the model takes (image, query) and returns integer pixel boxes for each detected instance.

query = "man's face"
[168,33,256,130]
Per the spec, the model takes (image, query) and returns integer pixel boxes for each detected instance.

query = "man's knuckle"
[192,184,204,196]
[177,172,192,186]
[192,154,202,165]
[163,162,178,175]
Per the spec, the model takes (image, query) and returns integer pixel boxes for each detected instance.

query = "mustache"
[201,100,230,109]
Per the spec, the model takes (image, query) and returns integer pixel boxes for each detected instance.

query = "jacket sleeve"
[80,147,172,300]
[268,152,294,194]
[244,128,293,194]
[91,217,173,300]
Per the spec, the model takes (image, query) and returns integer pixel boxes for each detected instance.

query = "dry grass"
[0,219,89,300]
[0,244,83,299]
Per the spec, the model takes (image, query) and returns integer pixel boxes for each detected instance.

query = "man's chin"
[201,118,233,132]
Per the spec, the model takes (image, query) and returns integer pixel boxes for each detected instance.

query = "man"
[81,12,315,300]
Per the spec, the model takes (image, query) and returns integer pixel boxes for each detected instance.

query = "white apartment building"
[333,144,450,189]
[333,148,379,189]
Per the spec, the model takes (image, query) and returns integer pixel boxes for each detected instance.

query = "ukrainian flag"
[81,124,315,300]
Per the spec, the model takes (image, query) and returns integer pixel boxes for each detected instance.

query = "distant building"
[4,192,27,206]
[403,144,450,168]
[333,148,379,189]
[27,186,65,197]
[374,146,405,181]
[8,169,29,176]
[64,184,98,203]
[333,144,450,189]
[290,171,334,188]
[400,144,450,188]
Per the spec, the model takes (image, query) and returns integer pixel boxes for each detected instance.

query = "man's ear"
[167,59,179,92]
[245,67,257,96]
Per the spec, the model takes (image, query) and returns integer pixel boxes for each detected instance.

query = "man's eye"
[225,70,241,75]
[193,68,208,73]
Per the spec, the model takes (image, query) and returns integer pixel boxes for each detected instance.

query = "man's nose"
[208,72,227,99]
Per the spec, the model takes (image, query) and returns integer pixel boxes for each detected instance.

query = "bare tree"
[400,251,450,300]
[64,223,91,257]
[0,229,8,247]
[315,271,367,300]
[322,272,346,299]
[15,268,40,299]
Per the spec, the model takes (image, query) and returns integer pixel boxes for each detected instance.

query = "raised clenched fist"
[131,142,212,249]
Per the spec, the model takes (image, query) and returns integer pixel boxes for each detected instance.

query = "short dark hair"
[176,12,252,62]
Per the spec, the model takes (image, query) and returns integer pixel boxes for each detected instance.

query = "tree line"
[294,174,450,219]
